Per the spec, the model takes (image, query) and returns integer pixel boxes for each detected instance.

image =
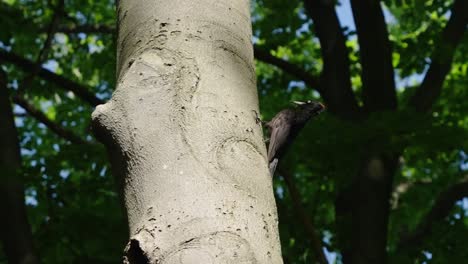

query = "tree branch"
[398,175,468,252]
[253,45,320,91]
[0,49,104,106]
[13,95,89,145]
[303,0,361,119]
[409,0,468,112]
[35,0,64,67]
[53,24,115,34]
[391,179,432,209]
[19,0,64,93]
[350,0,397,112]
[279,168,328,264]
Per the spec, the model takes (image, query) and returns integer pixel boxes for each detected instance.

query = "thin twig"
[398,175,468,250]
[0,50,104,106]
[18,0,65,93]
[13,95,89,145]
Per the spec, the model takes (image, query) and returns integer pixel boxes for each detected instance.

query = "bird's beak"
[292,101,306,105]
[317,102,326,114]
[319,102,326,110]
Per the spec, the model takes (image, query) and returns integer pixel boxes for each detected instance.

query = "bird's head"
[292,100,326,116]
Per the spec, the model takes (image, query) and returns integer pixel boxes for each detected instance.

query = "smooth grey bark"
[0,70,39,264]
[92,0,282,263]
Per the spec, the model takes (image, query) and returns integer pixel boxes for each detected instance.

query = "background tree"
[1,0,467,263]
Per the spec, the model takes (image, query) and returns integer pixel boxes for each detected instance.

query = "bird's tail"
[269,158,278,177]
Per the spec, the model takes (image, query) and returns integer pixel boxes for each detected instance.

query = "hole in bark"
[126,239,150,264]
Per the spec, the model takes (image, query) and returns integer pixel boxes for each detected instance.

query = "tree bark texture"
[0,70,39,264]
[350,0,397,112]
[335,153,398,264]
[303,0,360,120]
[91,0,282,263]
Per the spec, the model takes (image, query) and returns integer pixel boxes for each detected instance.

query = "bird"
[264,100,325,176]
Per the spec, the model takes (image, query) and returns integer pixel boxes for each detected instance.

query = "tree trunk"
[335,153,398,264]
[0,70,39,264]
[91,0,283,263]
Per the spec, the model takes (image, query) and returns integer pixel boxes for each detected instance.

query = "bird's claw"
[253,110,264,125]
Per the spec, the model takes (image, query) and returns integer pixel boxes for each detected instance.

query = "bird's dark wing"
[267,115,292,162]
